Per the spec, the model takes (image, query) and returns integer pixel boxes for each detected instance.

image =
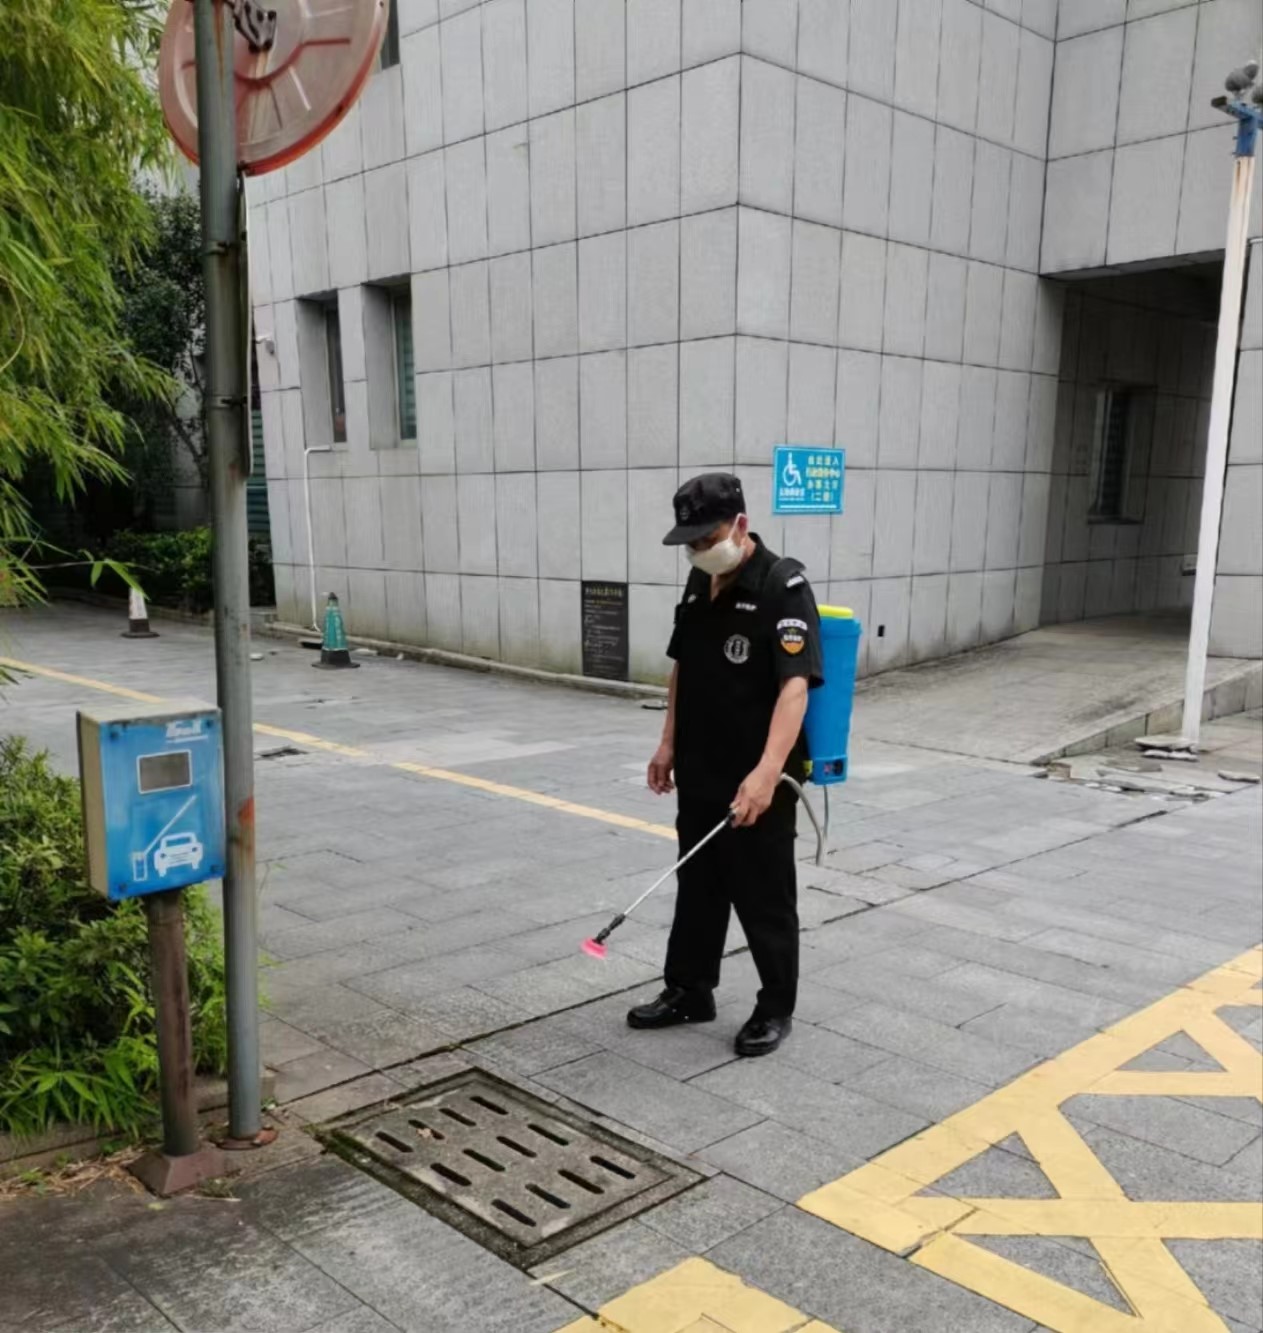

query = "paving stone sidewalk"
[1,604,1260,1333]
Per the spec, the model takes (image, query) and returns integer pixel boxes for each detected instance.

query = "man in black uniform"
[627,473,823,1057]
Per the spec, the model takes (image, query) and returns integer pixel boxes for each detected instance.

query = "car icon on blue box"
[154,831,204,877]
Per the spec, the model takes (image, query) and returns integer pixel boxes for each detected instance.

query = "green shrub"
[104,527,212,613]
[97,527,274,614]
[0,737,227,1137]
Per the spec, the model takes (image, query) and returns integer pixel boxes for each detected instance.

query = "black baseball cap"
[662,472,747,546]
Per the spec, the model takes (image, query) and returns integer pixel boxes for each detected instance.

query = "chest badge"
[724,634,751,665]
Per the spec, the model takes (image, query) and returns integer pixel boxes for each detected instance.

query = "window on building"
[1090,388,1133,521]
[392,289,416,439]
[378,0,400,69]
[362,281,414,449]
[247,344,271,537]
[325,303,347,444]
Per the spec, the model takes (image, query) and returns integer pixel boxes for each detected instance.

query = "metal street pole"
[193,0,261,1141]
[129,886,228,1194]
[1181,83,1263,746]
[145,891,200,1160]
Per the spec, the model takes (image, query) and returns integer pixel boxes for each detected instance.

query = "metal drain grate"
[328,1070,700,1264]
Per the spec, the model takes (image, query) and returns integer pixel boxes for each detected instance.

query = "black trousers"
[663,786,799,1019]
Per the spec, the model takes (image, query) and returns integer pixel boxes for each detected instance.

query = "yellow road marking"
[551,1257,841,1332]
[798,947,1263,1333]
[0,657,162,704]
[948,1199,1263,1240]
[0,655,676,841]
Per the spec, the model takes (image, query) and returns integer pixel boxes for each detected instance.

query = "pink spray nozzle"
[581,938,608,959]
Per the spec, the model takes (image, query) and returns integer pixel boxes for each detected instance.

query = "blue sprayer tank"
[804,606,862,785]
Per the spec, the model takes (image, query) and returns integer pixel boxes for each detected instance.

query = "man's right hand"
[647,741,675,795]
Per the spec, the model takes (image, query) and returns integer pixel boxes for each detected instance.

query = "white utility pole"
[1181,64,1263,746]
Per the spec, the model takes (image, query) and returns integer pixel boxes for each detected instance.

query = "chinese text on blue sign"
[772,446,845,515]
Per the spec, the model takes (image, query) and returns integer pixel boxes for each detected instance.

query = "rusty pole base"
[219,1125,279,1151]
[129,1143,230,1196]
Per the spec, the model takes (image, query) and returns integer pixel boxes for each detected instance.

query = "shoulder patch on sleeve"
[777,618,808,655]
[785,574,805,588]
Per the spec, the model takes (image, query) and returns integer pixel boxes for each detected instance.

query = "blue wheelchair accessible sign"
[772,446,845,515]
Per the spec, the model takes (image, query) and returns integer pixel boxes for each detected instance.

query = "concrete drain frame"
[321,1068,702,1267]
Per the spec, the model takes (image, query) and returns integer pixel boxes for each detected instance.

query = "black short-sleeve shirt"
[667,536,824,804]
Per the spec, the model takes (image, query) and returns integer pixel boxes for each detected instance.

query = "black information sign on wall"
[581,581,629,682]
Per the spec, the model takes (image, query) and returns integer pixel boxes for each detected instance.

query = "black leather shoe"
[735,1014,792,1057]
[627,986,717,1029]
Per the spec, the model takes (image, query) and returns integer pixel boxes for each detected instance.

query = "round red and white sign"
[159,0,387,176]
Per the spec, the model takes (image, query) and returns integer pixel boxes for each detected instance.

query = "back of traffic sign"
[158,0,387,176]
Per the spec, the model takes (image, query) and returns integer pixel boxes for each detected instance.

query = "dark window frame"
[325,302,347,444]
[1089,387,1135,523]
[391,287,416,441]
[378,0,400,69]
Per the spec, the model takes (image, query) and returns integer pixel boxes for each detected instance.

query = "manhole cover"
[325,1070,700,1265]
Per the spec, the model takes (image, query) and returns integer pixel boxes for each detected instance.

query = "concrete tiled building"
[249,0,1262,683]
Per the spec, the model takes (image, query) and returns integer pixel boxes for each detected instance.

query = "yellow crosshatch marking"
[552,1257,842,1332]
[798,947,1263,1333]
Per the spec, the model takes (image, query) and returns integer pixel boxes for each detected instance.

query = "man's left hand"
[732,762,779,827]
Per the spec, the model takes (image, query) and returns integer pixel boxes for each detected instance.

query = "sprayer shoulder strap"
[761,556,809,619]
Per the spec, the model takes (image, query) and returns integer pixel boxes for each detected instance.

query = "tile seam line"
[0,655,676,842]
[285,1256,403,1333]
[104,1256,183,1333]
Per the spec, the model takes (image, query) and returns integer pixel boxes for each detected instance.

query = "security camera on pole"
[155,0,386,1152]
[1180,60,1263,749]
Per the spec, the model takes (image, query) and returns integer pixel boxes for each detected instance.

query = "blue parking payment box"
[772,446,845,515]
[77,700,226,901]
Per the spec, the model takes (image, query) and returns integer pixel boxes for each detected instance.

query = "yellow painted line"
[798,946,1263,1333]
[390,759,675,835]
[252,722,373,762]
[0,656,676,841]
[0,657,162,704]
[950,1199,1263,1240]
[1090,1070,1259,1097]
[550,1256,841,1332]
[915,1233,1228,1333]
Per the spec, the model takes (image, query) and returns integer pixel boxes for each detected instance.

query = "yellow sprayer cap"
[817,605,854,619]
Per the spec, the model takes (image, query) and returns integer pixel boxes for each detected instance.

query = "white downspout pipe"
[303,443,333,630]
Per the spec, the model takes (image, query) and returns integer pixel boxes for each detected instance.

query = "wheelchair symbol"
[781,453,803,489]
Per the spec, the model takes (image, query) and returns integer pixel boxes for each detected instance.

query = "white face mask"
[687,521,746,576]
